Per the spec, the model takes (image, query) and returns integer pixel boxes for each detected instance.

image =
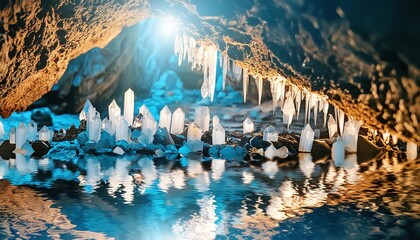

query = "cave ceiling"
[0,0,419,142]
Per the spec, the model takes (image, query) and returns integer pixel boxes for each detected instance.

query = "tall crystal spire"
[170,108,185,134]
[194,106,210,132]
[159,105,172,132]
[124,88,134,126]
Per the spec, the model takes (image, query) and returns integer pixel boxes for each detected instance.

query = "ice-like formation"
[299,153,314,178]
[141,112,157,143]
[406,142,418,160]
[124,88,134,126]
[263,125,278,142]
[109,99,121,127]
[14,141,34,156]
[338,109,345,136]
[222,54,228,90]
[139,104,149,116]
[38,126,50,142]
[170,108,185,134]
[88,113,101,142]
[9,126,16,143]
[282,93,295,131]
[187,122,202,141]
[212,123,225,145]
[212,115,220,128]
[255,75,263,105]
[243,117,254,134]
[342,119,361,153]
[323,102,329,127]
[328,114,338,139]
[194,106,210,132]
[332,137,345,166]
[0,120,4,138]
[265,144,288,159]
[298,124,314,152]
[211,159,226,181]
[16,122,27,149]
[159,105,172,132]
[27,120,37,142]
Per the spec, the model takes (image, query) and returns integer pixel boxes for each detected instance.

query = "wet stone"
[31,140,50,158]
[0,140,16,160]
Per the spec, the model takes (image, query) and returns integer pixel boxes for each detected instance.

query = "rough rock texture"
[1,0,419,143]
[0,0,150,116]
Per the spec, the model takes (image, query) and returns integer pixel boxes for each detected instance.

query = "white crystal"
[16,122,27,149]
[343,119,360,153]
[332,137,345,166]
[9,127,16,144]
[141,112,157,143]
[382,131,390,144]
[170,108,185,134]
[27,120,37,142]
[124,88,135,126]
[194,106,210,132]
[407,142,418,160]
[255,75,263,105]
[323,102,329,127]
[83,99,93,114]
[102,117,111,132]
[79,110,87,121]
[13,141,34,156]
[299,153,314,178]
[159,105,172,132]
[139,104,149,116]
[298,124,314,152]
[282,95,295,130]
[38,126,50,142]
[116,117,129,142]
[265,144,288,159]
[0,120,4,138]
[108,99,121,124]
[263,125,278,142]
[212,115,220,128]
[243,117,254,134]
[243,68,249,103]
[113,147,125,155]
[222,54,228,90]
[187,122,202,141]
[327,114,338,139]
[88,113,101,142]
[212,123,225,145]
[200,46,218,101]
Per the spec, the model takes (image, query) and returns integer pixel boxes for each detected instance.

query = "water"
[0,153,418,239]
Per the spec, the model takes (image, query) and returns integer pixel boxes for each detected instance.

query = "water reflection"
[0,153,418,239]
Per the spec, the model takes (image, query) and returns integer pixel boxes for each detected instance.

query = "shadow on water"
[0,152,419,239]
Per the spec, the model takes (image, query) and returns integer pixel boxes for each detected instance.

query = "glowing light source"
[158,16,179,36]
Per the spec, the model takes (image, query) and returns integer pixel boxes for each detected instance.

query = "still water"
[0,153,419,239]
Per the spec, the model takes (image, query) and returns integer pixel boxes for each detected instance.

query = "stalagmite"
[124,88,134,126]
[102,118,111,132]
[16,122,27,149]
[187,122,202,141]
[116,117,129,142]
[255,76,263,105]
[328,114,338,139]
[332,137,345,166]
[298,124,314,152]
[194,106,210,132]
[343,119,360,153]
[159,105,172,132]
[263,125,278,142]
[38,126,50,142]
[27,120,37,141]
[170,108,185,134]
[141,112,157,143]
[406,142,418,160]
[295,90,302,120]
[212,123,226,145]
[212,115,220,128]
[243,68,249,103]
[243,117,254,134]
[9,127,16,144]
[139,104,149,116]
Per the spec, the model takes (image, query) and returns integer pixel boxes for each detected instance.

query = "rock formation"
[1,0,419,143]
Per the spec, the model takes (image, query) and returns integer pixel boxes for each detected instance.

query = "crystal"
[243,68,249,103]
[102,117,111,132]
[25,120,37,142]
[200,46,218,101]
[16,122,27,149]
[406,142,418,160]
[338,109,345,136]
[343,119,360,153]
[392,135,398,145]
[139,104,149,116]
[38,126,50,142]
[263,125,278,142]
[212,115,220,128]
[83,99,93,114]
[212,123,225,145]
[299,153,314,178]
[298,124,314,152]
[124,88,135,126]
[13,141,34,156]
[158,105,172,132]
[278,146,289,159]
[187,122,202,141]
[332,137,345,166]
[382,131,390,144]
[194,106,210,132]
[113,146,125,155]
[0,121,4,138]
[114,116,128,142]
[255,75,263,105]
[304,91,310,125]
[327,114,338,139]
[265,144,279,159]
[88,113,101,142]
[141,112,157,143]
[79,110,87,121]
[9,127,16,144]
[108,99,121,124]
[282,95,295,131]
[170,108,185,134]
[243,117,254,134]
[222,54,228,90]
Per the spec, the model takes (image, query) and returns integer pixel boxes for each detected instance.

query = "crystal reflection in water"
[0,153,419,239]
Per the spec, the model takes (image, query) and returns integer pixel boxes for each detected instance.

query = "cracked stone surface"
[0,0,419,143]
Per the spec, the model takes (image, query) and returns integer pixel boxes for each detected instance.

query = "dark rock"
[153,128,175,146]
[171,133,186,146]
[0,140,16,160]
[31,109,53,127]
[250,136,271,150]
[357,136,385,163]
[31,140,50,158]
[201,130,212,144]
[311,140,331,162]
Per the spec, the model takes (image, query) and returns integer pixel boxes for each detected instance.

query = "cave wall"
[0,0,419,143]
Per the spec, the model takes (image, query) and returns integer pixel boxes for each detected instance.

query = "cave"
[0,1,419,239]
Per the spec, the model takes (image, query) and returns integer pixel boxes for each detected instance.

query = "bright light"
[158,16,179,36]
